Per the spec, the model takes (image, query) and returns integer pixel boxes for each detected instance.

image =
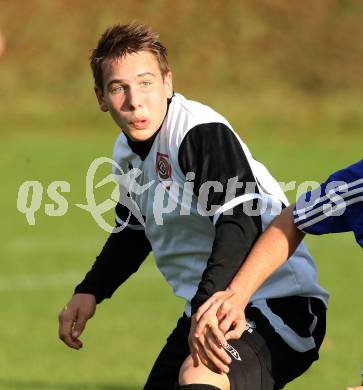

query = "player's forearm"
[191,206,260,314]
[75,227,151,303]
[227,205,305,305]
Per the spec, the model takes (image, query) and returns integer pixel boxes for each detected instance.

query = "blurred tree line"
[1,0,363,134]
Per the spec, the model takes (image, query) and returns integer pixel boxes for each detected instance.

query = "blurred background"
[1,0,362,389]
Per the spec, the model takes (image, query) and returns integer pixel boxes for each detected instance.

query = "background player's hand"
[58,293,96,350]
[195,290,246,340]
[0,32,5,58]
[188,314,230,374]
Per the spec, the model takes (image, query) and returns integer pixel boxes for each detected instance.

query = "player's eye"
[141,81,152,88]
[110,85,125,94]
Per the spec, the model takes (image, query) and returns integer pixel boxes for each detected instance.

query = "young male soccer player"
[58,24,329,390]
[191,160,362,389]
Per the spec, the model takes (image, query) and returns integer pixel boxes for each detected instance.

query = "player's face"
[95,51,173,142]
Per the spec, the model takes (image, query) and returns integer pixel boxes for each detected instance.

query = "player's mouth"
[130,118,150,130]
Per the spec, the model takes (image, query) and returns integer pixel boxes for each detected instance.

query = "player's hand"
[346,386,363,389]
[195,290,246,341]
[0,32,5,58]
[58,293,96,350]
[188,290,247,373]
[188,314,230,375]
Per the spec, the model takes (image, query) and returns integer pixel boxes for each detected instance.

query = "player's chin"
[126,127,158,142]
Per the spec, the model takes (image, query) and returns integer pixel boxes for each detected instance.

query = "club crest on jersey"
[156,152,172,181]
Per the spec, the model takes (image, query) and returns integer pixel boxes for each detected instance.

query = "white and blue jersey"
[294,160,363,247]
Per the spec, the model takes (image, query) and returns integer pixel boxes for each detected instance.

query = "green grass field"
[1,119,362,389]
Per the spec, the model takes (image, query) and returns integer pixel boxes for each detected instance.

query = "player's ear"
[94,86,109,112]
[163,71,173,99]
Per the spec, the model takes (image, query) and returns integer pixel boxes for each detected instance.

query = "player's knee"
[176,385,222,390]
[179,356,229,390]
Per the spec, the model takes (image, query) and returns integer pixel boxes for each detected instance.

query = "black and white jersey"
[76,93,329,353]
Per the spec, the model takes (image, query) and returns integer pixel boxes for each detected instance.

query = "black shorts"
[144,297,326,390]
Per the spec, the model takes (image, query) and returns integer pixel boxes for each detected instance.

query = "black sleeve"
[178,122,262,314]
[74,203,152,304]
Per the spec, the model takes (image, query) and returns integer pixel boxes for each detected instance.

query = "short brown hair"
[90,23,170,90]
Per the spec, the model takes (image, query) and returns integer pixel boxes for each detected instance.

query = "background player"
[0,31,5,58]
[191,160,362,389]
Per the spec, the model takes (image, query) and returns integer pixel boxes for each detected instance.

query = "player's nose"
[126,86,142,110]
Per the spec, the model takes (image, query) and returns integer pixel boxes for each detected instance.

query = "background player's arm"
[196,159,363,373]
[0,31,5,58]
[197,158,363,345]
[194,204,304,342]
[58,205,151,349]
